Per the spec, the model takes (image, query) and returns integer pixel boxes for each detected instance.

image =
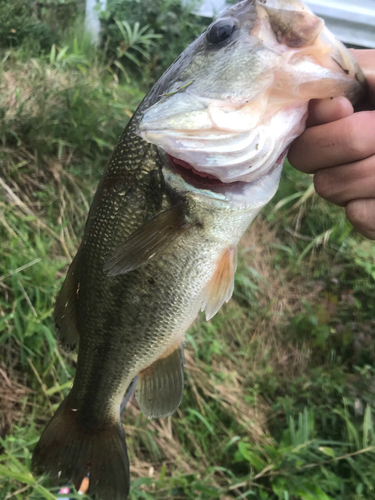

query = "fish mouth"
[166,154,238,190]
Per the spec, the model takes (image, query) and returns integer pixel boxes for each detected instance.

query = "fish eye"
[206,18,237,45]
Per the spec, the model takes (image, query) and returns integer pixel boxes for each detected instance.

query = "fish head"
[136,0,366,195]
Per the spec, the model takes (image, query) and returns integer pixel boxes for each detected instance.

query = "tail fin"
[32,398,130,500]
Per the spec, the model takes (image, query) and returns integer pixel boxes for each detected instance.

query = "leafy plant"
[0,0,56,52]
[112,19,162,81]
[100,0,208,82]
[48,42,90,71]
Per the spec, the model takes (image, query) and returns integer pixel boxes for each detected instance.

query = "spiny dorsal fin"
[104,203,192,276]
[135,342,185,419]
[201,246,237,321]
[54,252,81,352]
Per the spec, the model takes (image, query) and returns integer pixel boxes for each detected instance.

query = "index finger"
[288,110,375,174]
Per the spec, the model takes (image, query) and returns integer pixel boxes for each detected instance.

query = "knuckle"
[346,200,366,225]
[342,112,375,158]
[314,170,332,200]
[288,136,312,173]
[342,117,364,156]
[346,200,375,239]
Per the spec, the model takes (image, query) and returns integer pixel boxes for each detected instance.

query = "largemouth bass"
[32,1,366,498]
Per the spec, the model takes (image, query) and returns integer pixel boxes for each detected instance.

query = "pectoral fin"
[202,246,237,321]
[54,252,81,351]
[135,342,185,418]
[104,203,192,276]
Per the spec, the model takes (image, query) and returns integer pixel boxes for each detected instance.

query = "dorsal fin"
[135,342,185,419]
[54,252,81,352]
[103,203,193,276]
[201,246,237,321]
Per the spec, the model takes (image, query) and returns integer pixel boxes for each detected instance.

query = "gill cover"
[136,0,366,184]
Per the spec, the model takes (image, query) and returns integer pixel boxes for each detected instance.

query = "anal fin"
[135,342,185,419]
[201,246,237,321]
[54,251,81,351]
[104,203,193,276]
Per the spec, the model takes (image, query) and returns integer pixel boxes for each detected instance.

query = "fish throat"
[167,154,230,189]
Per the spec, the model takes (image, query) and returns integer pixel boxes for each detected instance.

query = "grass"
[1,28,375,500]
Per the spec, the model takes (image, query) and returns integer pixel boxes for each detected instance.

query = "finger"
[288,110,375,174]
[306,96,353,128]
[346,198,375,240]
[314,155,375,207]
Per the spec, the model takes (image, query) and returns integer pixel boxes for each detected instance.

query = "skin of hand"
[288,49,375,239]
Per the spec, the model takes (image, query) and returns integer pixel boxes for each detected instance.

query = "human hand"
[288,49,375,239]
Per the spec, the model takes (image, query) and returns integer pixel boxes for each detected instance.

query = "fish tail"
[32,397,130,500]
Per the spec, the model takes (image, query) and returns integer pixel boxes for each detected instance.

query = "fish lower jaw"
[166,149,287,195]
[162,150,285,212]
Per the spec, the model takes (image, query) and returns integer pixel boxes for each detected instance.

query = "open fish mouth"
[146,104,307,185]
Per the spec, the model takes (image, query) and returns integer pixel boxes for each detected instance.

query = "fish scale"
[32,1,366,498]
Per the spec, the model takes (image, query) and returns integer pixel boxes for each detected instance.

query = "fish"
[32,1,366,499]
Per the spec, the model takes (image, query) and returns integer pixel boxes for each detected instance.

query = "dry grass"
[0,363,30,439]
[237,218,321,379]
[0,61,73,119]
